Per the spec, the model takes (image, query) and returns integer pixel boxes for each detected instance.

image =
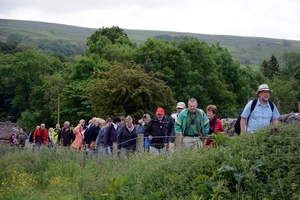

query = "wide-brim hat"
[257,84,273,95]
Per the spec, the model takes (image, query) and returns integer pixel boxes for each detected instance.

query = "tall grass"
[1,123,300,199]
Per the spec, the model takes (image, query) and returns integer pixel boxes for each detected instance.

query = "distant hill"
[1,18,300,69]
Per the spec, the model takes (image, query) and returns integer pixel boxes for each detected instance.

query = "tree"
[6,33,23,44]
[87,26,128,46]
[260,60,272,79]
[59,80,95,125]
[133,38,192,102]
[9,50,63,120]
[279,52,300,80]
[269,55,279,79]
[87,61,175,121]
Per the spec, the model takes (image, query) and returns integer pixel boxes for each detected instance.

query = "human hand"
[148,135,153,141]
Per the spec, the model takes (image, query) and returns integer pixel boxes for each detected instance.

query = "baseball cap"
[142,114,150,119]
[156,107,165,115]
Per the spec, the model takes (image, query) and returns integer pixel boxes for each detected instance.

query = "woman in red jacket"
[204,105,224,146]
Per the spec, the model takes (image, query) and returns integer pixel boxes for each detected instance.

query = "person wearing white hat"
[165,102,186,153]
[240,84,280,134]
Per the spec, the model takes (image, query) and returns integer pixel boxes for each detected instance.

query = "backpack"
[234,98,274,135]
[28,129,35,143]
[8,133,17,145]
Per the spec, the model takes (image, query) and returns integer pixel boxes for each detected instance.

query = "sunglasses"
[191,119,195,125]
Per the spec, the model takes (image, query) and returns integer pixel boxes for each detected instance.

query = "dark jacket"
[165,112,177,143]
[58,128,74,147]
[103,123,118,147]
[83,124,95,143]
[117,126,137,150]
[85,126,100,145]
[144,117,168,149]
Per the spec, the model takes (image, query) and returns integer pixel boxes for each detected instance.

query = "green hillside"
[1,18,300,68]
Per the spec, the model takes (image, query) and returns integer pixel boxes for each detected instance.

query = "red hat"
[156,107,165,115]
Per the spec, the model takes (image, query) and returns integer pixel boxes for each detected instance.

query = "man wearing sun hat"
[240,84,280,134]
[144,107,168,155]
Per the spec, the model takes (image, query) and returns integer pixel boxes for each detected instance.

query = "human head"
[79,119,85,126]
[120,116,125,127]
[19,128,24,133]
[176,102,186,113]
[125,116,133,128]
[99,118,106,128]
[142,114,151,124]
[63,121,70,129]
[257,84,272,102]
[106,118,112,126]
[156,107,165,120]
[188,98,198,113]
[40,123,46,130]
[48,127,54,133]
[91,117,97,125]
[36,125,40,130]
[113,117,121,125]
[55,124,60,130]
[206,105,217,120]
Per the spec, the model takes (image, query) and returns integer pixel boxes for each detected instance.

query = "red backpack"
[8,133,17,146]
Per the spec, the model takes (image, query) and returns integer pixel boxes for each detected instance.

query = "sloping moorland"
[1,18,300,69]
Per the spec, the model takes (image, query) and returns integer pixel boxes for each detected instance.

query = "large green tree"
[87,26,129,46]
[279,52,300,80]
[88,61,175,120]
[133,38,192,102]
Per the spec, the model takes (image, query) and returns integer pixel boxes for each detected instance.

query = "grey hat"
[176,102,186,109]
[257,84,273,95]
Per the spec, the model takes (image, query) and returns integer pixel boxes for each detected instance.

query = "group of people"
[8,84,280,156]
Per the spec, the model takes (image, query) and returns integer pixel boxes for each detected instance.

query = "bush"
[0,123,300,199]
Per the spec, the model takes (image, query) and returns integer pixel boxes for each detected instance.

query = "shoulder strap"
[247,98,258,126]
[268,100,275,112]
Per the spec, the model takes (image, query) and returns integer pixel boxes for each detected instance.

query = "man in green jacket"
[175,98,209,150]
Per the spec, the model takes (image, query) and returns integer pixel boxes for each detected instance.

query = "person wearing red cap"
[175,98,209,150]
[144,107,168,155]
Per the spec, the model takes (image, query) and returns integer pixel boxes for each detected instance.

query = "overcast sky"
[0,0,299,40]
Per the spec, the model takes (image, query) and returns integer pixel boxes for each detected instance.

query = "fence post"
[97,147,102,166]
[80,145,86,169]
[52,145,57,159]
[277,100,281,114]
[113,142,118,164]
[175,132,182,150]
[137,134,144,154]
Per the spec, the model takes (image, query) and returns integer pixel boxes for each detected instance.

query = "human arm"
[165,117,174,144]
[240,117,246,134]
[201,111,210,134]
[271,118,279,126]
[103,125,110,148]
[117,126,124,150]
[175,112,184,135]
[216,119,225,133]
[271,105,280,126]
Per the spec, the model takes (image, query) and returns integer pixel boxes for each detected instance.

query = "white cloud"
[0,0,299,40]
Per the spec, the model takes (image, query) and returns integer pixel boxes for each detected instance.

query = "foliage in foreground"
[0,123,300,199]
